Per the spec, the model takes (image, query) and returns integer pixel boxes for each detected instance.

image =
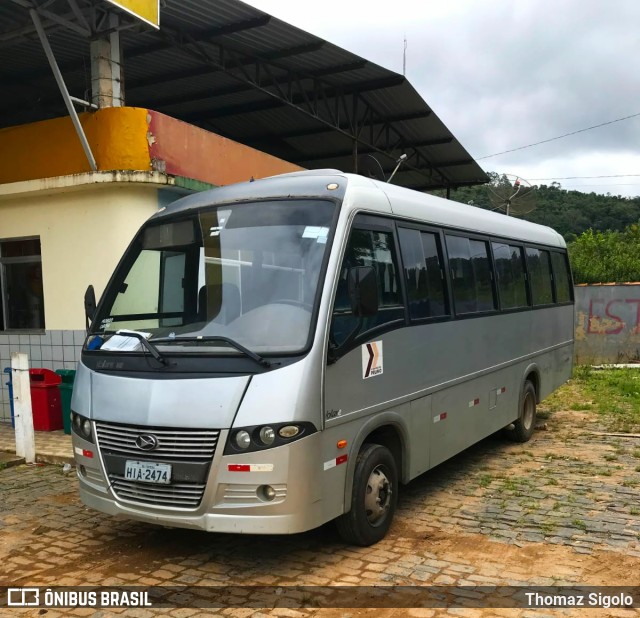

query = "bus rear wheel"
[509,380,537,443]
[336,443,398,546]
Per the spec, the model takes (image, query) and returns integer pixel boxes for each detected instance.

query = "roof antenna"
[403,35,407,76]
[387,154,407,184]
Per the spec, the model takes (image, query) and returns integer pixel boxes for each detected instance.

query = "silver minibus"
[71,170,574,545]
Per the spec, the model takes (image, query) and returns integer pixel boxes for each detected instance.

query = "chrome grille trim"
[94,421,220,510]
[109,475,206,508]
[222,484,287,504]
[95,421,220,460]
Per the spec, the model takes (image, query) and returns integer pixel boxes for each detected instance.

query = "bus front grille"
[108,475,206,509]
[94,421,220,510]
[94,421,220,460]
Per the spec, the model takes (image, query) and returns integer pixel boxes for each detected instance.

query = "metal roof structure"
[0,0,489,191]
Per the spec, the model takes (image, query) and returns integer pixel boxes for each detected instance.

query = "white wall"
[0,182,160,330]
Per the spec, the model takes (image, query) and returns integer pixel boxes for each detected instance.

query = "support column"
[91,13,123,108]
[12,352,35,464]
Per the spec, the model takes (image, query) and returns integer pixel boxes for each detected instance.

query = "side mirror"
[348,266,379,317]
[84,285,97,326]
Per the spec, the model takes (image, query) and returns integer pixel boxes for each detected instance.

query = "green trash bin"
[55,369,76,435]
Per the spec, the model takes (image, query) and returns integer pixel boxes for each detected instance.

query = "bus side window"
[398,227,448,319]
[492,242,528,309]
[526,247,554,305]
[446,235,496,315]
[551,251,572,303]
[331,227,404,346]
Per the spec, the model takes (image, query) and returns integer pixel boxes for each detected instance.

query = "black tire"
[335,443,398,546]
[509,380,537,443]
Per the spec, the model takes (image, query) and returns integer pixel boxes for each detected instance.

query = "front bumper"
[72,428,326,535]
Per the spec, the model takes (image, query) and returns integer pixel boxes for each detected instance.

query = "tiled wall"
[0,330,84,423]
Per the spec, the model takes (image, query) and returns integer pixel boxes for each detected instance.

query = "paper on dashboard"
[100,329,152,352]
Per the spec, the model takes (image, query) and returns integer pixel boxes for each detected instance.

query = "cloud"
[245,0,640,196]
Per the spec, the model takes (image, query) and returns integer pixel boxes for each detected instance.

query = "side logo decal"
[362,340,383,379]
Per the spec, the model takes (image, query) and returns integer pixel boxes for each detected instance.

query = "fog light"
[257,485,276,502]
[235,430,250,449]
[278,425,299,439]
[259,426,275,446]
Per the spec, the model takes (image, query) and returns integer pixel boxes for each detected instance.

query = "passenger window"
[551,252,572,303]
[492,243,528,309]
[331,227,404,346]
[398,227,448,319]
[526,248,554,305]
[446,235,496,314]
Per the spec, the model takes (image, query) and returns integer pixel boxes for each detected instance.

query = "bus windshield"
[93,199,336,354]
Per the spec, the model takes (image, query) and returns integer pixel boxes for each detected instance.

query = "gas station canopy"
[0,0,489,191]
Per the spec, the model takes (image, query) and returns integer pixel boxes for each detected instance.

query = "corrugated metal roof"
[0,0,488,191]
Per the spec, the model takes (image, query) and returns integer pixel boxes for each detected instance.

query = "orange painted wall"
[0,107,150,184]
[0,107,302,186]
[147,111,302,185]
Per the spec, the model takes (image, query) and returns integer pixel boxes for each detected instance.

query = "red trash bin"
[29,369,63,431]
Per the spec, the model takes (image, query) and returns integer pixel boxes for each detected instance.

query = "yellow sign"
[106,0,159,28]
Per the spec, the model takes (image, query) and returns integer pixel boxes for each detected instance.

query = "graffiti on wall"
[575,285,640,363]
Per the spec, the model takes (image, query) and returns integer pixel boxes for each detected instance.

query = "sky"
[243,0,640,197]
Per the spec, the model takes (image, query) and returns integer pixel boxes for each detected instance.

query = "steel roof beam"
[178,74,405,121]
[123,15,272,60]
[243,111,432,141]
[294,138,454,163]
[152,25,449,186]
[9,0,91,37]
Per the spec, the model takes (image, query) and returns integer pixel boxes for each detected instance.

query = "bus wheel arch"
[336,442,398,546]
[524,366,541,403]
[338,418,407,545]
[510,370,539,443]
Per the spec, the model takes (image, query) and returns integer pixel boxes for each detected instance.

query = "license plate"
[124,460,172,484]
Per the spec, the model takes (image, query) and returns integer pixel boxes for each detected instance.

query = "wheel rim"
[523,391,535,429]
[364,464,392,527]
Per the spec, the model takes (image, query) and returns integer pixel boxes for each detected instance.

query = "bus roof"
[156,170,565,248]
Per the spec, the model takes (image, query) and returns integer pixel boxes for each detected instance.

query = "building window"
[0,238,45,330]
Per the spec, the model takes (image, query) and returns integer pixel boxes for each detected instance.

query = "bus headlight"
[224,422,316,454]
[71,412,94,443]
[235,430,251,450]
[259,426,275,446]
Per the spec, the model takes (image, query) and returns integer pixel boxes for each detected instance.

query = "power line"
[477,111,640,160]
[529,174,640,181]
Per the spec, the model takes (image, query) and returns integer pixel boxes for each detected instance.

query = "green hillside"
[434,172,640,240]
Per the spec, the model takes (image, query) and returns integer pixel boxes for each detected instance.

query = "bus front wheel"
[510,380,537,443]
[336,443,398,546]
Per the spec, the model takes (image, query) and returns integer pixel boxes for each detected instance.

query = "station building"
[0,0,486,423]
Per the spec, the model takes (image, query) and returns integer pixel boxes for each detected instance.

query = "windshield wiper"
[112,331,168,365]
[153,335,271,368]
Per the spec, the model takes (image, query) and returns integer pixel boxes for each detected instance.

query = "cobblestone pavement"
[0,405,639,618]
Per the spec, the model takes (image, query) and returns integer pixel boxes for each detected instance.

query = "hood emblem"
[135,434,159,451]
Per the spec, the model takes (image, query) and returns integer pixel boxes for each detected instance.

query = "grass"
[570,366,640,432]
[572,519,588,531]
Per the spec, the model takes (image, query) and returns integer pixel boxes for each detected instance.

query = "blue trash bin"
[4,367,14,428]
